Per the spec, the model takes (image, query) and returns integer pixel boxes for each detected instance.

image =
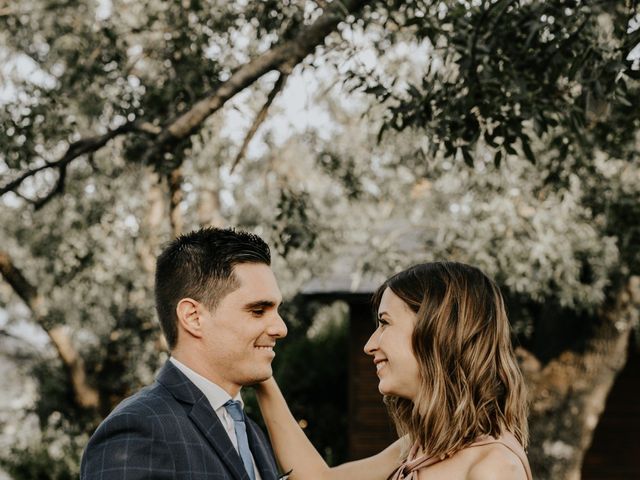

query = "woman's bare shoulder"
[466,444,528,480]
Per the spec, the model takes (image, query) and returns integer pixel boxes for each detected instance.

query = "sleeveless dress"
[390,432,532,480]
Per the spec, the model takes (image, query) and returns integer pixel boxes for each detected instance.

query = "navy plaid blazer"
[80,360,280,480]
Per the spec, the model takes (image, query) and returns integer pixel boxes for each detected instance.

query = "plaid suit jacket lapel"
[246,419,279,480]
[189,398,250,480]
[157,361,250,480]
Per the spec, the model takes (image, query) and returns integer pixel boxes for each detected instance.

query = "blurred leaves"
[272,187,319,257]
[357,0,640,172]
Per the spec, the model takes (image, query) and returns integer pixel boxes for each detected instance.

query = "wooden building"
[302,273,640,476]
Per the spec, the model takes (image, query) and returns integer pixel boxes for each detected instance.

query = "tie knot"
[224,400,245,422]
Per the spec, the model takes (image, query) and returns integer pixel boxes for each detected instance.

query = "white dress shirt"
[170,357,262,480]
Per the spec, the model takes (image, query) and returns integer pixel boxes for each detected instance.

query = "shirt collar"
[169,357,243,411]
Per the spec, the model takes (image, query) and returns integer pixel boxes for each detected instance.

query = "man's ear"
[176,298,204,339]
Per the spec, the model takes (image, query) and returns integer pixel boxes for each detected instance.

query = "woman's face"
[364,287,421,401]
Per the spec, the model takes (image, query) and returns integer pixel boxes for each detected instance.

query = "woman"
[255,262,531,480]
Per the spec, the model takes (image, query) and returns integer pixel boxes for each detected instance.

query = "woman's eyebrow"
[378,311,390,319]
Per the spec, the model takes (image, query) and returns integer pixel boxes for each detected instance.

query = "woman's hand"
[254,377,404,480]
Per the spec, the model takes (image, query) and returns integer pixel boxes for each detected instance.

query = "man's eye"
[251,309,265,316]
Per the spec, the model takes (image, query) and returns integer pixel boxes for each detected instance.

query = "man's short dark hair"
[155,227,271,350]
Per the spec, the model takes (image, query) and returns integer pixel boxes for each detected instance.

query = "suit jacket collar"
[169,357,244,411]
[156,359,203,404]
[157,361,249,480]
[156,360,278,480]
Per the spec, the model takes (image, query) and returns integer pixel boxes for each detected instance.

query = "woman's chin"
[377,381,396,397]
[378,382,416,401]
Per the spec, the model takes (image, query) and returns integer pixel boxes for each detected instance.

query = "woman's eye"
[377,319,388,328]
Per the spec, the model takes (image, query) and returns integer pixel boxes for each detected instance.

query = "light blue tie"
[224,400,256,480]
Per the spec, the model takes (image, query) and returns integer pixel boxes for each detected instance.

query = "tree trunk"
[168,168,183,238]
[137,169,169,354]
[521,276,640,479]
[0,251,100,411]
[138,169,166,274]
[198,187,225,228]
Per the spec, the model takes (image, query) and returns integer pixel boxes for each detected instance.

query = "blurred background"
[1,1,639,479]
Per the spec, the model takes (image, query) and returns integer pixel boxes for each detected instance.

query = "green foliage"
[31,361,86,429]
[272,188,320,258]
[0,415,86,480]
[360,147,623,312]
[1,445,76,480]
[317,150,366,199]
[581,155,640,276]
[360,0,640,171]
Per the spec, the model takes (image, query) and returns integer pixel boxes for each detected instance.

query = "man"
[81,227,288,480]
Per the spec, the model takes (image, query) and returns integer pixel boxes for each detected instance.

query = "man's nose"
[269,313,288,339]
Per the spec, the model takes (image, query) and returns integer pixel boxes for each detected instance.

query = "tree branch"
[0,327,41,351]
[0,251,40,312]
[32,162,67,210]
[2,1,368,203]
[231,72,289,173]
[142,0,370,164]
[0,250,100,409]
[137,170,165,274]
[0,122,137,202]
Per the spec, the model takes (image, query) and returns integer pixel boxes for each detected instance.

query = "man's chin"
[244,371,273,387]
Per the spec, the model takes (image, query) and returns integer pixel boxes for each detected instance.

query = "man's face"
[199,262,287,395]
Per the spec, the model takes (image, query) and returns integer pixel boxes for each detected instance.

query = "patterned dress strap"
[389,444,444,479]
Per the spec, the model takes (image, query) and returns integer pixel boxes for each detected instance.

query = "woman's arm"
[255,376,403,480]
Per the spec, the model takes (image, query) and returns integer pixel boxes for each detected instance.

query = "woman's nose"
[363,329,379,356]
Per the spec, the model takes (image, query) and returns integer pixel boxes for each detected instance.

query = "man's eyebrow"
[244,300,279,310]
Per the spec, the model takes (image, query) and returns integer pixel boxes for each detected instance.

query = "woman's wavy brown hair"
[373,262,528,458]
